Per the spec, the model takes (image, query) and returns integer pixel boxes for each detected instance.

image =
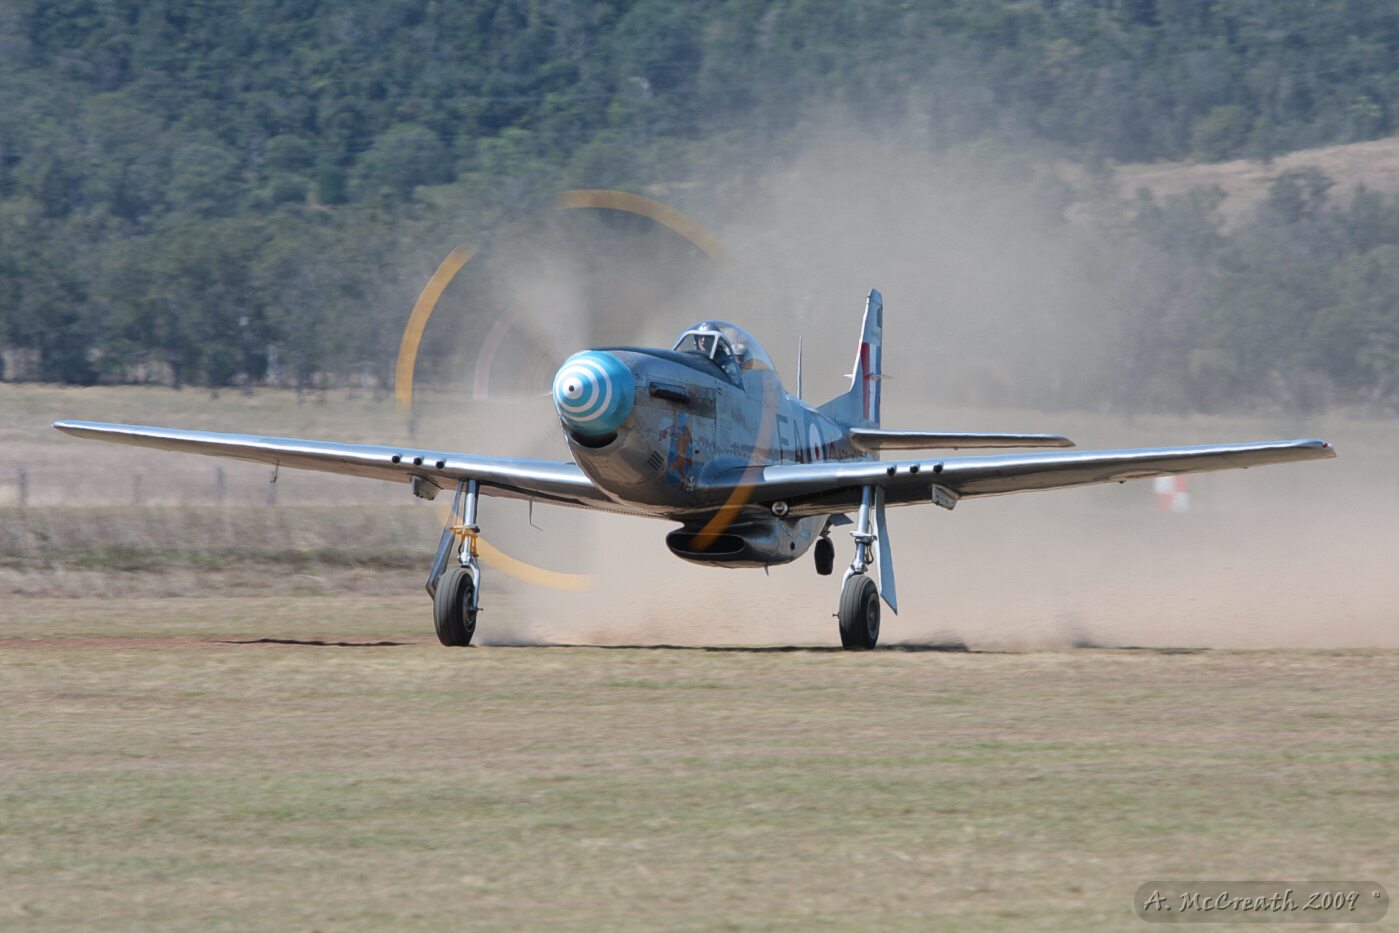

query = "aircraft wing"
[704,439,1336,515]
[52,420,634,513]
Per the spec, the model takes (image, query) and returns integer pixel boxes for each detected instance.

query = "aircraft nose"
[552,351,635,436]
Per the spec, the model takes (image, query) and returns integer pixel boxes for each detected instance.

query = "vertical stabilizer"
[819,289,884,428]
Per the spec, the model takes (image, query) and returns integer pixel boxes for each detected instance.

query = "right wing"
[701,438,1336,515]
[52,420,638,514]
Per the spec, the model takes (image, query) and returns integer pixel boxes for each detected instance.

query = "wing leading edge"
[704,439,1335,515]
[52,420,632,513]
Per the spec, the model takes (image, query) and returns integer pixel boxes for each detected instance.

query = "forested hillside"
[2,0,1398,410]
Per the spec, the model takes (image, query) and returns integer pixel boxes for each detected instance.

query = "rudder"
[819,288,883,428]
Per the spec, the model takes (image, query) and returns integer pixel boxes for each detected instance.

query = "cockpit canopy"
[671,321,774,377]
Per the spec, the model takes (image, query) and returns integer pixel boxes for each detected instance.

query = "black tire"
[433,566,477,647]
[837,575,880,650]
[814,536,834,576]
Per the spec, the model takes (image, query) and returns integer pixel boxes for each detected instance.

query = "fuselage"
[550,325,872,567]
[555,346,863,513]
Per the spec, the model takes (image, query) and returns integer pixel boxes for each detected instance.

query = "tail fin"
[819,288,883,428]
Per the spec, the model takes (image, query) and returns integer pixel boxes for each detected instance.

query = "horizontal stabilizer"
[849,429,1074,451]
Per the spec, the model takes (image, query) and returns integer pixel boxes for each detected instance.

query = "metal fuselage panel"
[559,347,867,526]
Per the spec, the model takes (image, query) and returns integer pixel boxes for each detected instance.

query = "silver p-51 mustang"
[55,290,1335,649]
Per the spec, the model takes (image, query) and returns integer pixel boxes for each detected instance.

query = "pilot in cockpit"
[699,331,734,361]
[684,328,741,380]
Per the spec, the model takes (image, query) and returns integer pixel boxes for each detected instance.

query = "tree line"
[2,0,1398,410]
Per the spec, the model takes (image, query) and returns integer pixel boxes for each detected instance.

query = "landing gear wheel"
[433,566,477,647]
[838,575,880,650]
[814,536,834,576]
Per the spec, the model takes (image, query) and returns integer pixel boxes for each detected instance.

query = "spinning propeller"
[394,189,734,591]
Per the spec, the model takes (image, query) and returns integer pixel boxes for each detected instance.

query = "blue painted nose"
[553,351,635,436]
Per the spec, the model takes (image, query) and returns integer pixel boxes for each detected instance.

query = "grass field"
[4,599,1398,931]
[4,383,1398,929]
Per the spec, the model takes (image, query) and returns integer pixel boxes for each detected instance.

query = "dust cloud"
[462,124,1399,650]
[483,422,1399,651]
[16,124,1391,649]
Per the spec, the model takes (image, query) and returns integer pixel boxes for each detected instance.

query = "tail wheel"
[433,566,477,646]
[814,536,834,576]
[838,575,880,650]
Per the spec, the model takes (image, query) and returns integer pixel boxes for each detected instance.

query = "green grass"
[2,597,1398,931]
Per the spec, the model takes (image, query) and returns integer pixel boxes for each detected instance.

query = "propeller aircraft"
[54,289,1336,649]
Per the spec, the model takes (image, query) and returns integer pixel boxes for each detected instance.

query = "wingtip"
[1283,438,1337,458]
[53,420,118,438]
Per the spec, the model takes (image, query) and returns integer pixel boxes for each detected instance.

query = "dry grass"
[1115,134,1399,222]
[0,506,439,598]
[3,385,1398,928]
[2,598,1397,931]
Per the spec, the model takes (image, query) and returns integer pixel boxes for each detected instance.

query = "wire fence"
[3,463,406,509]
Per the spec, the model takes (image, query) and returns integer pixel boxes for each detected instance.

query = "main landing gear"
[836,487,880,650]
[428,479,482,646]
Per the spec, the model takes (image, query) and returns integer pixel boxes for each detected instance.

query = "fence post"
[133,474,143,506]
[216,467,227,506]
[17,467,27,507]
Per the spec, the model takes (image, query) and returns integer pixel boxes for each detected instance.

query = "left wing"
[701,439,1335,515]
[52,420,637,513]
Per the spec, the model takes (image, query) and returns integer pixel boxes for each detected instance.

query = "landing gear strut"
[428,479,482,646]
[836,486,880,650]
